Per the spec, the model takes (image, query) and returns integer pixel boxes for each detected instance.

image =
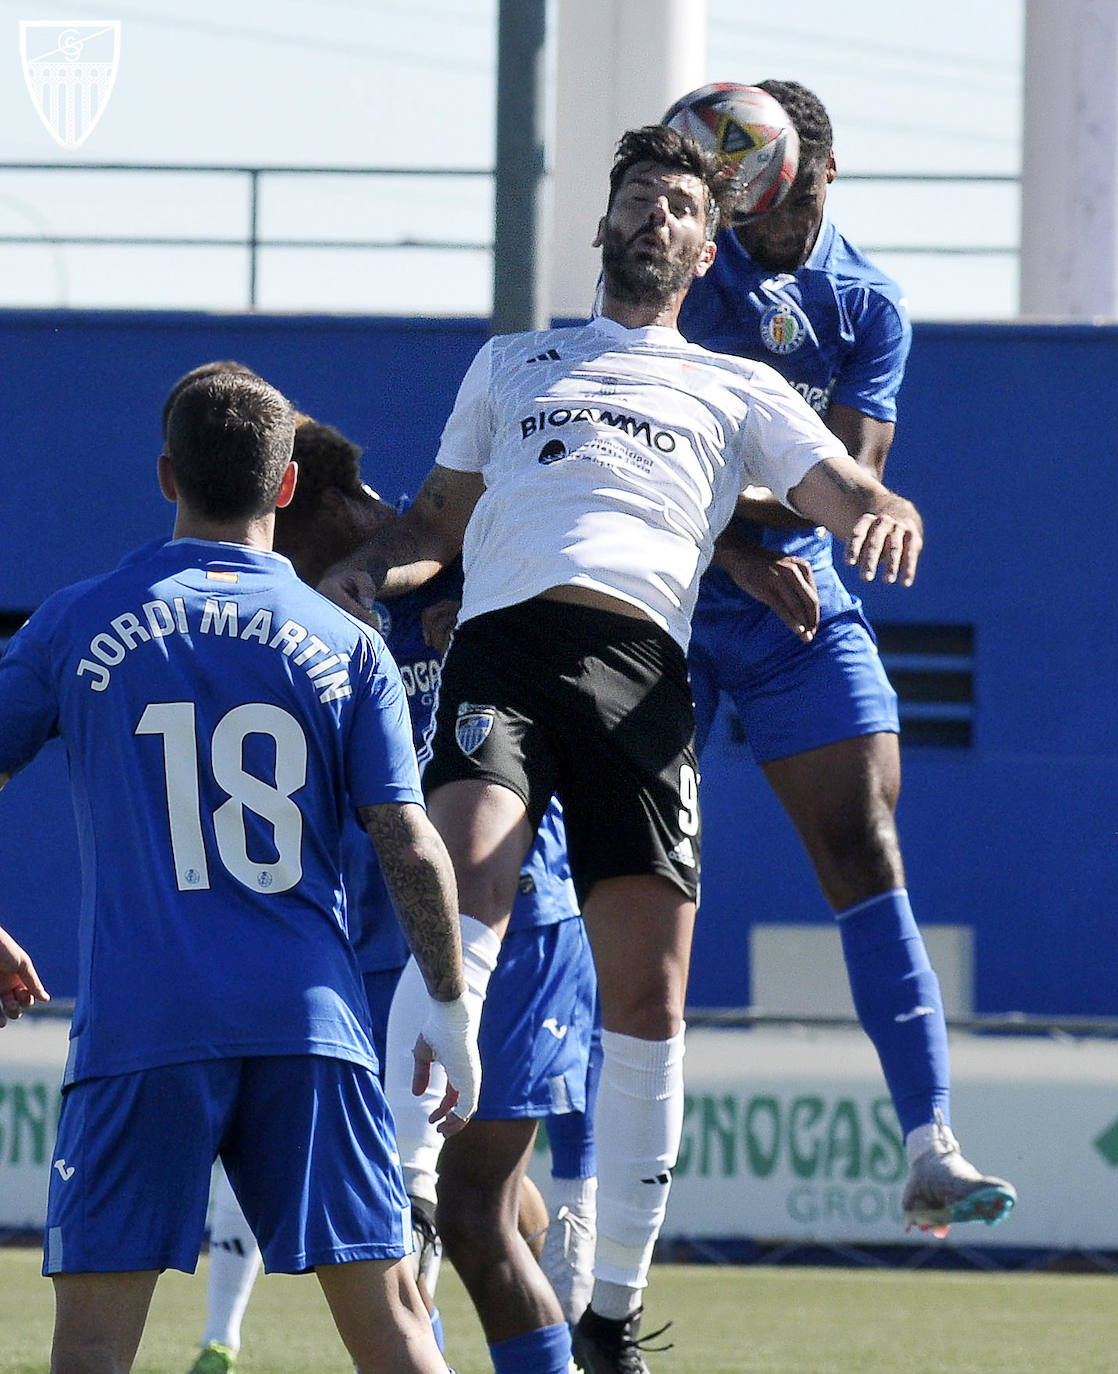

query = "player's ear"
[276,460,298,510]
[592,215,606,247]
[157,453,177,503]
[692,238,717,279]
[826,152,837,184]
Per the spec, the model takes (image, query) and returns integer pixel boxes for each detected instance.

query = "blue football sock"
[428,1306,444,1353]
[547,1107,596,1180]
[548,1015,602,1178]
[490,1322,572,1374]
[836,888,950,1139]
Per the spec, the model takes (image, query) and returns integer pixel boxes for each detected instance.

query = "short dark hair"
[161,360,259,438]
[608,125,731,236]
[756,80,833,167]
[165,372,295,521]
[274,418,368,537]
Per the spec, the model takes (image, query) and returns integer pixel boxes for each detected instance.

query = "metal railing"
[0,162,1020,311]
[24,999,1118,1040]
[0,161,495,308]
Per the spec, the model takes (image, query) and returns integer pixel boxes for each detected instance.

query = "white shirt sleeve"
[736,362,849,506]
[433,338,496,474]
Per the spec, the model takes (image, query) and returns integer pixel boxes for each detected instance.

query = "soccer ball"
[662,82,799,221]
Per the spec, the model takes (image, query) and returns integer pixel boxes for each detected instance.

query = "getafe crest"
[760,301,808,356]
[20,20,121,151]
[455,702,495,757]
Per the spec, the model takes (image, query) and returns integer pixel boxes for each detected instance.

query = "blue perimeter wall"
[0,309,1114,1017]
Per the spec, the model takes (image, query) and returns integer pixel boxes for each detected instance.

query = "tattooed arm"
[359,800,481,1129]
[358,800,465,1001]
[787,454,923,587]
[375,465,482,596]
[318,465,483,618]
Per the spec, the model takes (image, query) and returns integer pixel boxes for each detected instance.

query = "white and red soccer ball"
[662,82,799,221]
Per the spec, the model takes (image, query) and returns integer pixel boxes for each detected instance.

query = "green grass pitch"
[6,1248,1118,1373]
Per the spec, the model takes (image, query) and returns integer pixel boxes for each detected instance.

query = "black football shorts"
[423,597,701,903]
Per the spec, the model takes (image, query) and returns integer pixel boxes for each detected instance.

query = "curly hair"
[608,124,733,237]
[756,80,833,166]
[274,419,369,537]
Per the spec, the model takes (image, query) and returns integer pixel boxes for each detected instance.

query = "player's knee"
[811,811,905,908]
[455,871,519,927]
[599,989,683,1041]
[597,959,686,1039]
[436,1176,505,1260]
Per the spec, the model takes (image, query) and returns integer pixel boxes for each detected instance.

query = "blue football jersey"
[0,538,422,1084]
[680,214,912,600]
[351,558,577,976]
[348,561,463,974]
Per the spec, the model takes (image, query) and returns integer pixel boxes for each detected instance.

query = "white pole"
[549,0,708,319]
[1020,0,1118,318]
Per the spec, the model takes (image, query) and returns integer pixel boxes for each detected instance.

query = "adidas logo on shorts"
[667,838,696,868]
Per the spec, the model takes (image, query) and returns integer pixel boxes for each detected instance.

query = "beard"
[599,223,701,308]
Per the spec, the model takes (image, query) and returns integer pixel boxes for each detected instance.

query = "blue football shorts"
[44,1054,411,1276]
[545,1007,603,1179]
[477,917,597,1120]
[689,580,899,763]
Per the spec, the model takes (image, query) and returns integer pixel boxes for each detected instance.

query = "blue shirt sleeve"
[828,284,912,423]
[344,632,424,810]
[0,603,62,776]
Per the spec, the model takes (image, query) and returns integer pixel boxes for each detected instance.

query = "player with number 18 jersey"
[0,536,420,1087]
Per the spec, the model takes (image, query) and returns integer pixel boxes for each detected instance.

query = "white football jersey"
[436,314,847,651]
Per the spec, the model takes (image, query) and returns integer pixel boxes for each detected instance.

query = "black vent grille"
[721,622,975,752]
[876,622,974,748]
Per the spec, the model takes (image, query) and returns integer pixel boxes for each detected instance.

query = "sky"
[0,0,1024,318]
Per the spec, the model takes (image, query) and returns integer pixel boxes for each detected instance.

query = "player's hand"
[0,926,49,1026]
[317,560,379,626]
[717,539,820,643]
[420,599,460,656]
[412,993,481,1137]
[845,503,923,586]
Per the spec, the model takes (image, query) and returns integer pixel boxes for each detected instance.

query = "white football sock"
[202,1166,262,1352]
[548,1172,597,1217]
[591,1027,685,1315]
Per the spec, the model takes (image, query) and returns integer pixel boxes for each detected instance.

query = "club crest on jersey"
[760,302,809,356]
[367,602,392,637]
[455,702,495,756]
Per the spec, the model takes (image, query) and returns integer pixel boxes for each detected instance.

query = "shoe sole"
[949,1182,1017,1225]
[905,1182,1018,1232]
